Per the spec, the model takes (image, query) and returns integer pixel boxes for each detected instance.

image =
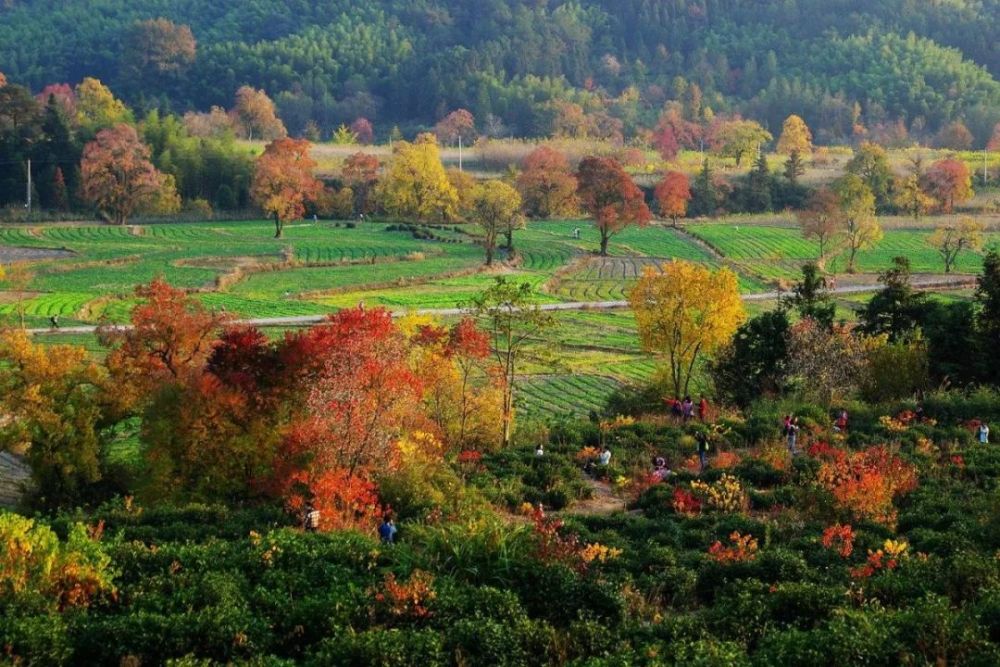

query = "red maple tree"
[576,156,651,255]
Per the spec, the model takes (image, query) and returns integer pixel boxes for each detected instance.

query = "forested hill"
[1,0,998,141]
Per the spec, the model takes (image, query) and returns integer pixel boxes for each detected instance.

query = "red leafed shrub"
[821,523,855,558]
[672,487,702,516]
[816,445,918,526]
[531,506,583,568]
[708,532,759,563]
[457,450,483,465]
[370,570,436,622]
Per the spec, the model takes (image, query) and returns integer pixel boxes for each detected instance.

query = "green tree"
[860,256,926,341]
[710,310,790,408]
[785,262,836,329]
[689,158,719,217]
[845,142,893,212]
[976,251,1000,384]
[468,278,555,448]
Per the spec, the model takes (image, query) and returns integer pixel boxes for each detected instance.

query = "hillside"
[1,0,998,141]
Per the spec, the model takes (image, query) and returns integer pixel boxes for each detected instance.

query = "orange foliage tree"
[273,307,424,530]
[923,157,973,213]
[409,317,505,450]
[341,152,380,214]
[251,137,323,237]
[654,170,691,227]
[80,124,175,225]
[576,156,651,256]
[231,85,286,141]
[124,18,196,78]
[99,278,230,410]
[516,146,578,219]
[434,109,475,145]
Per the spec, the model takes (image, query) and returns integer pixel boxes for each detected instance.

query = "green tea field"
[0,217,993,416]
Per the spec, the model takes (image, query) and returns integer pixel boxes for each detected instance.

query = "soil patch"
[0,246,76,263]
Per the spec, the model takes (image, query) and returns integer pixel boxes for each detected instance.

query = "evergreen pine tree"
[689,158,717,217]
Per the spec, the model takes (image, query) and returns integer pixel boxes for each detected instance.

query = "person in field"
[698,395,709,422]
[696,431,710,472]
[682,396,694,423]
[786,417,800,454]
[379,515,397,544]
[834,409,848,433]
[598,446,612,466]
[979,422,990,445]
[303,501,320,533]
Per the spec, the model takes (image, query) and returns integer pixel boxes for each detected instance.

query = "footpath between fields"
[25,275,977,336]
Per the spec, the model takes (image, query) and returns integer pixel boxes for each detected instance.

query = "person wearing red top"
[698,395,709,422]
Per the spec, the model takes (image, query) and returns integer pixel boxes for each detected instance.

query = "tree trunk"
[599,230,610,256]
[847,245,857,273]
[485,245,494,266]
[505,230,513,251]
[274,214,283,239]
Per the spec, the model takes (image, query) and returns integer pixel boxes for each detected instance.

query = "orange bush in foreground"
[814,444,917,526]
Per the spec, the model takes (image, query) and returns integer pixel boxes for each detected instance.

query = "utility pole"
[25,158,31,214]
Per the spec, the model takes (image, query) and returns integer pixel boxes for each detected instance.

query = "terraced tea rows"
[689,223,1000,280]
[516,374,624,417]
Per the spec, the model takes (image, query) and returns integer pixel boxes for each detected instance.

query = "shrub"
[305,628,446,666]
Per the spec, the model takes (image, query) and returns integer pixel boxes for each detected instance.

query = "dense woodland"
[1,0,998,141]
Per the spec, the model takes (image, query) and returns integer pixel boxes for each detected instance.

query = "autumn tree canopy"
[377,133,459,222]
[923,158,973,213]
[80,123,175,225]
[123,18,196,79]
[231,86,286,142]
[894,174,936,221]
[629,261,745,397]
[928,217,985,273]
[0,331,115,508]
[250,137,323,237]
[709,118,772,166]
[433,109,475,146]
[340,152,380,215]
[469,278,554,448]
[833,174,882,273]
[776,114,813,155]
[654,171,691,227]
[576,156,651,256]
[797,187,843,265]
[516,146,578,219]
[470,180,523,266]
[75,78,132,136]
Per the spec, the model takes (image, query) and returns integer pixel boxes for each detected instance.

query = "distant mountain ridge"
[1,0,997,140]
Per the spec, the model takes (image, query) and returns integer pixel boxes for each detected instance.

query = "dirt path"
[560,478,626,516]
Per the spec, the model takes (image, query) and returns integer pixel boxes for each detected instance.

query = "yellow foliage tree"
[776,114,813,155]
[0,331,114,507]
[377,133,459,221]
[75,78,133,135]
[834,174,882,273]
[471,180,523,266]
[629,261,745,396]
[928,217,985,273]
[894,175,935,221]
